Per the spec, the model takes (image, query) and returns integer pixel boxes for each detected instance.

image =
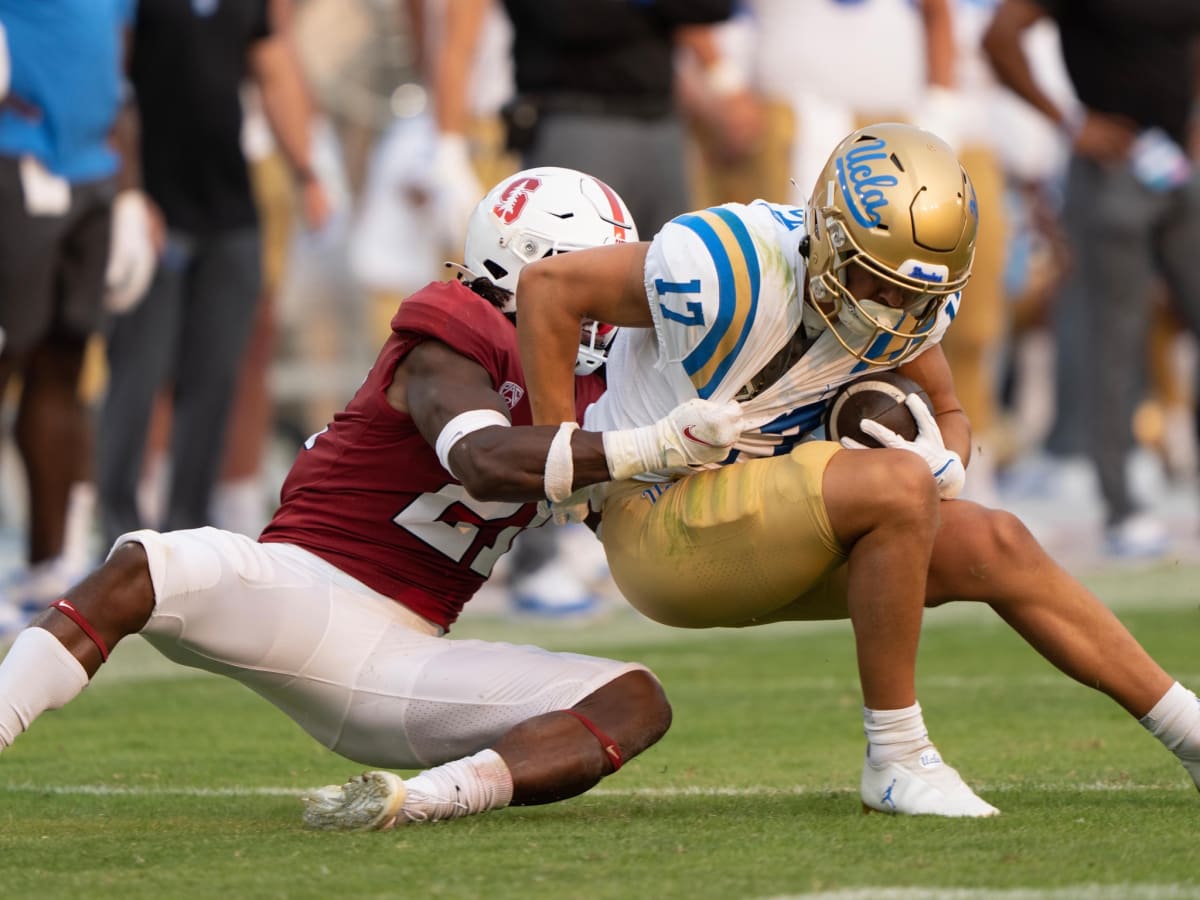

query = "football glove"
[538,485,596,526]
[104,190,157,314]
[432,133,483,249]
[0,20,9,102]
[841,393,965,500]
[604,398,742,481]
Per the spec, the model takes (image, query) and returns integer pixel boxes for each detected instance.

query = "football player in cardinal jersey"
[516,123,1200,818]
[0,167,744,830]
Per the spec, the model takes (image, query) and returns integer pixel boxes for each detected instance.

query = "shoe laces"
[400,785,469,823]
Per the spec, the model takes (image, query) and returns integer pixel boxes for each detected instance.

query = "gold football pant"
[600,442,850,628]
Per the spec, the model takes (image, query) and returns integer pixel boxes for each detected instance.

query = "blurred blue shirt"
[0,0,136,182]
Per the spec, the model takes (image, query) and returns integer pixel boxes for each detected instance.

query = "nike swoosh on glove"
[840,393,966,500]
[604,398,743,481]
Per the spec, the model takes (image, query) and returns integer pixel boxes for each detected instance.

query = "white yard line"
[0,781,1190,799]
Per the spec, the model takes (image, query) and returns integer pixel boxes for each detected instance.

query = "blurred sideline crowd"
[2,0,1199,630]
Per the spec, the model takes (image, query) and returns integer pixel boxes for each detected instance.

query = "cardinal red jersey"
[260,280,603,630]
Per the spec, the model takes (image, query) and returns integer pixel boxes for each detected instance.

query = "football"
[825,371,932,447]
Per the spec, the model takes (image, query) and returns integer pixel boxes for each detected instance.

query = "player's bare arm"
[391,339,611,502]
[517,241,653,427]
[390,339,739,504]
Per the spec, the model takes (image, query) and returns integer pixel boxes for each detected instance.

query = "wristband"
[435,409,511,477]
[544,422,580,503]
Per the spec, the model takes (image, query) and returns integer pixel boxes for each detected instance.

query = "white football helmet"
[460,166,638,374]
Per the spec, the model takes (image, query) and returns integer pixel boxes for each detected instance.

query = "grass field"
[1,564,1198,899]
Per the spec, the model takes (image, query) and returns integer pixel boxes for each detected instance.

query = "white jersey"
[585,201,958,473]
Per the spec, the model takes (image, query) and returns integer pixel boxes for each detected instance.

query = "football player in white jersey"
[515,122,1200,818]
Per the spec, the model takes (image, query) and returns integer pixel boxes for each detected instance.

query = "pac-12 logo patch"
[493,177,541,225]
[499,381,525,408]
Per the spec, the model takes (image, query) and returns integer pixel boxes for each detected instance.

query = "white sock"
[62,481,97,573]
[212,478,268,537]
[863,702,932,767]
[401,749,514,822]
[0,627,90,750]
[1140,682,1200,763]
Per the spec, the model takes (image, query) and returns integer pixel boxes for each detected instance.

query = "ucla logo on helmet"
[835,138,898,229]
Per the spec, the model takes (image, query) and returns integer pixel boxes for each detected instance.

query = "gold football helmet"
[804,122,978,366]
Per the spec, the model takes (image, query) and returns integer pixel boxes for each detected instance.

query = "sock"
[863,702,933,767]
[0,627,90,750]
[401,749,515,822]
[212,478,268,537]
[1140,682,1200,784]
[62,481,97,573]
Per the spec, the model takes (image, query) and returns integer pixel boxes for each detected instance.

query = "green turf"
[1,565,1198,899]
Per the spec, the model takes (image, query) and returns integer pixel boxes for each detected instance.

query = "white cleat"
[861,747,1000,818]
[301,771,407,831]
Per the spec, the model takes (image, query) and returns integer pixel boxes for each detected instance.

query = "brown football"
[824,371,932,447]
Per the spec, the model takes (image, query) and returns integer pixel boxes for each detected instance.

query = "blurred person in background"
[498,0,734,238]
[0,1,155,627]
[210,84,301,539]
[984,0,1200,558]
[469,0,738,616]
[97,0,331,551]
[348,0,517,338]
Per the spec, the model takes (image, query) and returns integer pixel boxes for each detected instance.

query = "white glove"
[840,393,966,500]
[104,190,157,314]
[0,20,10,102]
[915,85,965,153]
[604,398,743,481]
[538,485,595,526]
[432,133,483,250]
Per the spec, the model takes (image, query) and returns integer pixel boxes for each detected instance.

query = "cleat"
[860,747,999,818]
[301,771,407,831]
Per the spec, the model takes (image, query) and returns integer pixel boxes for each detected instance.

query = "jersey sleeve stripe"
[674,208,761,399]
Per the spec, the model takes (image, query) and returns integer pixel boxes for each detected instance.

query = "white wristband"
[544,422,580,503]
[435,409,511,477]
